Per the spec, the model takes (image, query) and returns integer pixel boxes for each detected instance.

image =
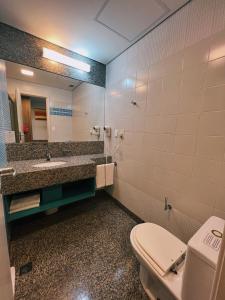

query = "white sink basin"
[33,161,66,168]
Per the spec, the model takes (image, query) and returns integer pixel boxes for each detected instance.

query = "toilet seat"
[131,223,186,277]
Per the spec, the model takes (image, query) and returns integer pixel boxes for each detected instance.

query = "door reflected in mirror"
[5,61,105,143]
[21,95,47,143]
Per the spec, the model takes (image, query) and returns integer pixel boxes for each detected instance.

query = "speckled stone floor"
[10,191,147,300]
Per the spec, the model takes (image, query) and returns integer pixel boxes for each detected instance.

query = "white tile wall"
[72,83,105,141]
[105,0,225,242]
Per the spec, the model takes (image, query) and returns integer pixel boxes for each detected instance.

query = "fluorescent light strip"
[21,69,34,76]
[43,48,91,73]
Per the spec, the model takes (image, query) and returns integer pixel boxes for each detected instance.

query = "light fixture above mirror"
[21,69,34,76]
[42,48,91,73]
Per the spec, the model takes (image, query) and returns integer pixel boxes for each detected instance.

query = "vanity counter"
[0,154,111,195]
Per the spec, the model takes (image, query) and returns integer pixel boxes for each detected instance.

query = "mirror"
[5,61,105,143]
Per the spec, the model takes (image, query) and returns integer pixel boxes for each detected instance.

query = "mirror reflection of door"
[15,88,24,143]
[21,95,32,142]
[5,61,105,143]
[8,95,19,142]
[21,95,47,142]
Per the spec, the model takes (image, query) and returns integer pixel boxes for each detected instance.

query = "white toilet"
[130,216,224,300]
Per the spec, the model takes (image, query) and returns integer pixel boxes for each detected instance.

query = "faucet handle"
[46,151,51,161]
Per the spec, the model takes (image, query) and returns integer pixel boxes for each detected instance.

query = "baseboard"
[99,190,144,224]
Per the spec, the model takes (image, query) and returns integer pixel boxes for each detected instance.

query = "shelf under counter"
[4,177,96,222]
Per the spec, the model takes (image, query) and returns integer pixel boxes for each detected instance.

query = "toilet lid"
[134,223,186,276]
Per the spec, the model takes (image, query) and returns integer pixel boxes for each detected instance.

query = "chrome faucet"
[46,149,51,161]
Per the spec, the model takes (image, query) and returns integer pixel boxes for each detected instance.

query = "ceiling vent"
[95,0,170,42]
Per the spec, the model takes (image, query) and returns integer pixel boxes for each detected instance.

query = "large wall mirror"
[5,61,105,143]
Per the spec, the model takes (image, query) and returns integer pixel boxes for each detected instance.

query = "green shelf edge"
[6,190,96,222]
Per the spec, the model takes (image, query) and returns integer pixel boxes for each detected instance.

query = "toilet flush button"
[211,229,223,238]
[203,230,222,251]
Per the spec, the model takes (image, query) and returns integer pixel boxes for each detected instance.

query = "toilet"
[130,216,225,300]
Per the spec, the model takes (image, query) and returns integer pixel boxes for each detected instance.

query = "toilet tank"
[182,216,225,300]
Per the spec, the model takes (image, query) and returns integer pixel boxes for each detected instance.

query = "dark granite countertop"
[6,155,97,174]
[0,154,112,196]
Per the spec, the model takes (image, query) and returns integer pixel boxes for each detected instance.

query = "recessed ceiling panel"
[0,0,190,63]
[96,0,169,42]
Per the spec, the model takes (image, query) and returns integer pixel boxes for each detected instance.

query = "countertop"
[6,154,108,174]
[0,154,112,195]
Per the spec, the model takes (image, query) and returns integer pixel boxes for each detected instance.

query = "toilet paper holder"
[164,197,172,211]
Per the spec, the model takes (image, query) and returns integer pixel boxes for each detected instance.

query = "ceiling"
[0,0,189,64]
[6,61,81,91]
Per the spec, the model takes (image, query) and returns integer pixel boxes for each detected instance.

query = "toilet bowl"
[130,216,225,300]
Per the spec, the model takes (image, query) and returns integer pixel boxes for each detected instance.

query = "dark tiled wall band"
[0,23,106,87]
[6,141,104,161]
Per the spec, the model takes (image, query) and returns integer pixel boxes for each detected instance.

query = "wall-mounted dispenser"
[131,100,137,106]
[104,126,111,138]
[90,126,101,137]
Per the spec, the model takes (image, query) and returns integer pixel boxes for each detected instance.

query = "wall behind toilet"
[105,0,225,242]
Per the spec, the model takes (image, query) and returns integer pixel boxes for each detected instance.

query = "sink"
[33,161,66,168]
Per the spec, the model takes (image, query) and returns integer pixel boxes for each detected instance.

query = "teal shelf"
[4,177,96,222]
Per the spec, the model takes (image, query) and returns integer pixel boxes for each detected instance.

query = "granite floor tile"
[10,192,147,300]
